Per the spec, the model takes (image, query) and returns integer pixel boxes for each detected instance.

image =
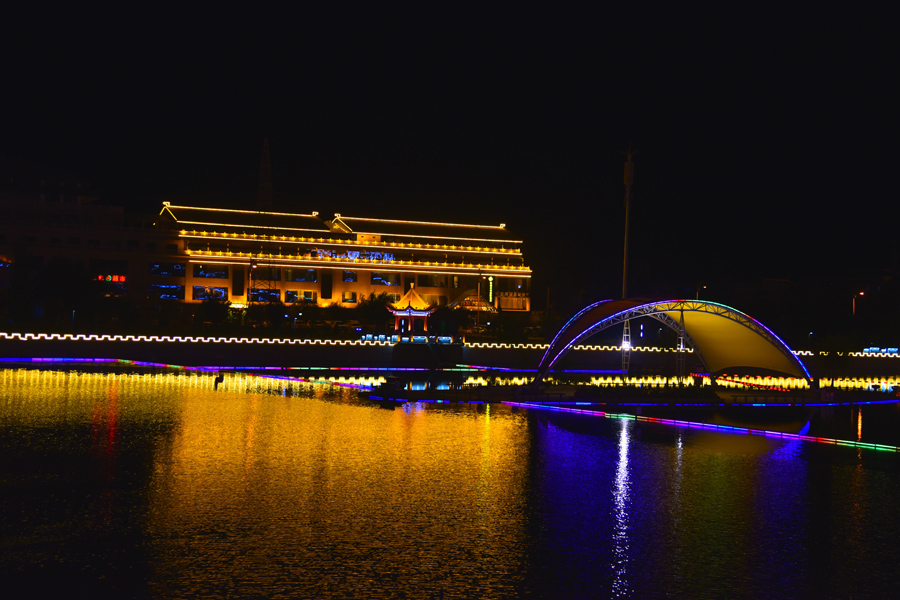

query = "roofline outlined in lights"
[161,202,322,219]
[332,215,520,243]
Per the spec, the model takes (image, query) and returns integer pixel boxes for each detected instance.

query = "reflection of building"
[157,203,531,311]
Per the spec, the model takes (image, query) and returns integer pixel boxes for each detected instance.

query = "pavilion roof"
[390,286,435,313]
[450,290,497,312]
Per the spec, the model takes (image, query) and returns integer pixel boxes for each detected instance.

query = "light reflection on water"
[2,368,900,599]
[611,418,631,598]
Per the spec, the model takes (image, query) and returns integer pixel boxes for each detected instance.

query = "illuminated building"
[157,203,532,311]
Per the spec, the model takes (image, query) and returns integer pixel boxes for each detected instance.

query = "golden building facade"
[157,203,531,311]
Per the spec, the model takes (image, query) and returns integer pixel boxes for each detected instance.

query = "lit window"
[148,284,185,300]
[192,286,228,300]
[248,289,281,303]
[371,272,400,286]
[149,262,186,277]
[286,268,316,282]
[192,264,228,279]
[286,290,317,304]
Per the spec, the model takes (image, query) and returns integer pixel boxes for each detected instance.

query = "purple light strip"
[502,400,900,452]
[0,357,119,363]
[538,299,615,369]
[457,364,623,374]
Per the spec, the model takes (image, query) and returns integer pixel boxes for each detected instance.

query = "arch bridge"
[534,299,811,385]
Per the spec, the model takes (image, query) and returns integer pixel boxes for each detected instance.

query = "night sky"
[3,5,895,310]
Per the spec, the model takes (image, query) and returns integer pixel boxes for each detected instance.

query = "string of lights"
[503,401,900,452]
[179,229,523,255]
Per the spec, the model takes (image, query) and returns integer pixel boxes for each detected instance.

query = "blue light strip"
[367,397,485,404]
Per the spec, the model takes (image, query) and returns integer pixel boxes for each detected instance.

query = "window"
[248,289,281,303]
[149,262,186,277]
[286,268,317,282]
[90,259,128,276]
[371,272,401,286]
[287,290,318,303]
[343,270,357,282]
[422,294,446,306]
[417,274,447,288]
[148,284,185,300]
[252,266,281,281]
[342,291,357,303]
[192,286,228,301]
[102,283,127,298]
[498,295,528,310]
[193,264,228,279]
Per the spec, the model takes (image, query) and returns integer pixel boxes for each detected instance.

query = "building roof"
[160,203,331,236]
[331,215,521,245]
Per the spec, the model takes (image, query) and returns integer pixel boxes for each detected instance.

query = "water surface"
[2,369,899,599]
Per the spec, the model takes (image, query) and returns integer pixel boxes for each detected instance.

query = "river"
[2,368,899,599]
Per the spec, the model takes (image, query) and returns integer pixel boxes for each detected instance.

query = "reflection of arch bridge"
[534,299,811,385]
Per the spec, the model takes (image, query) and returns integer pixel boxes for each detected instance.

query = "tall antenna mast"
[622,147,636,299]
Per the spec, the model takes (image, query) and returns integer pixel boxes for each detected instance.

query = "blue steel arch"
[534,299,811,385]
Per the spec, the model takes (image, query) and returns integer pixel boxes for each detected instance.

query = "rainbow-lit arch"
[534,299,811,385]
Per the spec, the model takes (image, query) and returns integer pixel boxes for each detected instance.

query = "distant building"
[0,166,161,308]
[157,203,532,311]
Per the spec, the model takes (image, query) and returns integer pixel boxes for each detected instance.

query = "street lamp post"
[853,291,864,316]
[248,260,258,326]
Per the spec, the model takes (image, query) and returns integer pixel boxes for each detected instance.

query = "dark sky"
[3,4,895,303]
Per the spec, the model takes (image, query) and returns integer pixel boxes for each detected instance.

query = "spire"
[257,138,273,211]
